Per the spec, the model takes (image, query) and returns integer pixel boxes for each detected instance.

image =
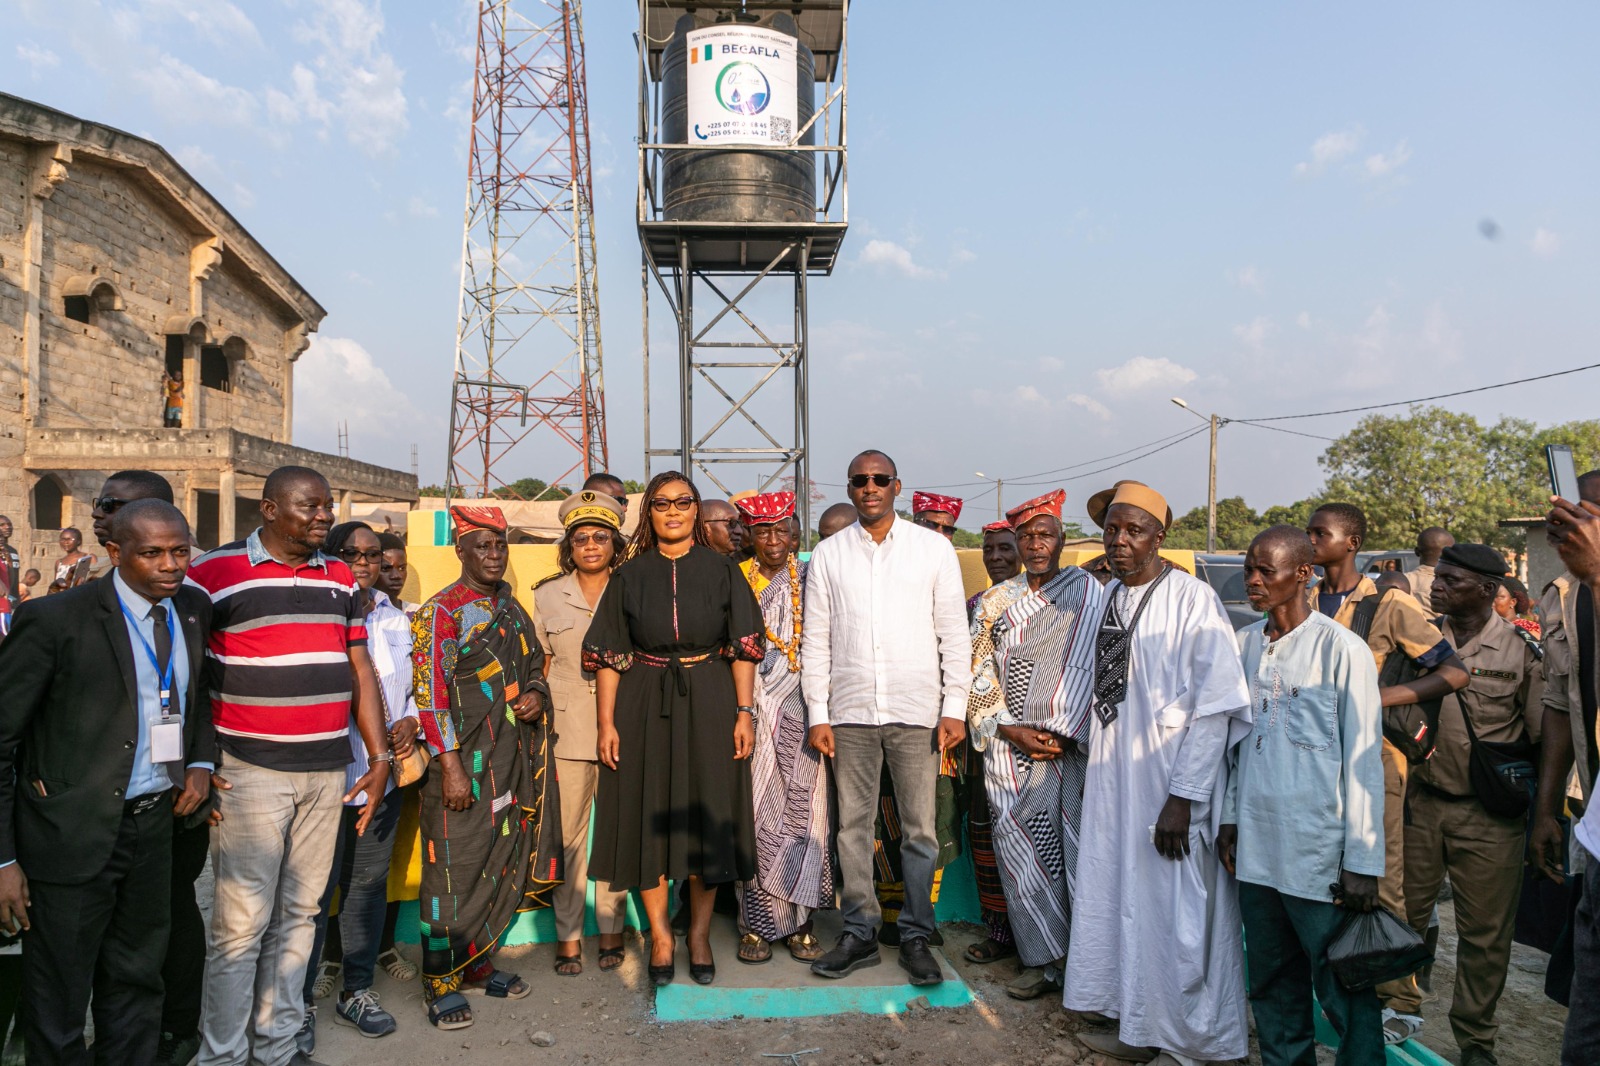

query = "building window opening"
[63,295,91,323]
[200,345,231,392]
[32,476,65,530]
[163,335,186,428]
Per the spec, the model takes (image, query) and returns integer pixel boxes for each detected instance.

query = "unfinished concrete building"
[0,93,415,573]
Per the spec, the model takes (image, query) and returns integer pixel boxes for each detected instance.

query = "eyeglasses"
[650,495,696,512]
[338,548,384,563]
[91,496,129,513]
[569,530,614,547]
[848,473,895,489]
[920,521,956,538]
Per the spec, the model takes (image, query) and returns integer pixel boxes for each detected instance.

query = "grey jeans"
[833,724,941,942]
[198,754,343,1066]
[1563,849,1600,1065]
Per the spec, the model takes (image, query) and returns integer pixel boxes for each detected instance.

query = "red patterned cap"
[912,491,962,521]
[734,491,796,524]
[1006,489,1066,529]
[981,520,1013,534]
[450,505,507,538]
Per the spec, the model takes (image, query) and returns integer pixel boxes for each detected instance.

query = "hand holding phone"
[1549,444,1581,504]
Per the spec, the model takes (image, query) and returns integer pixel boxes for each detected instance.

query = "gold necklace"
[747,554,802,672]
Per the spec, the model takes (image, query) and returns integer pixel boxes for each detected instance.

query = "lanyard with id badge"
[120,600,183,763]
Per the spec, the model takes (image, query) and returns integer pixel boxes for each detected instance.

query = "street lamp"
[1170,398,1228,553]
[975,471,1003,520]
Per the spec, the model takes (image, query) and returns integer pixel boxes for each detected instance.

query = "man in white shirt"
[802,450,972,986]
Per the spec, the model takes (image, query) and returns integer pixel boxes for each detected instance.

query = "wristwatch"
[736,705,757,719]
[369,751,395,765]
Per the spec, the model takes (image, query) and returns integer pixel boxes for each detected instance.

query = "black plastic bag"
[1327,905,1434,991]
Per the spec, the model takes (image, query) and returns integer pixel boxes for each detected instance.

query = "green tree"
[1165,496,1263,551]
[492,478,569,502]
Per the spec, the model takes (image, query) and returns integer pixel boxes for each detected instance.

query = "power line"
[1006,426,1210,488]
[1230,420,1336,443]
[1240,361,1600,423]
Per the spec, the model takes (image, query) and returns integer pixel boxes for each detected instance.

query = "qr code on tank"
[770,117,792,144]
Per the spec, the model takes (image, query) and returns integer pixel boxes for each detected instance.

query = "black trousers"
[159,819,209,1038]
[21,796,173,1066]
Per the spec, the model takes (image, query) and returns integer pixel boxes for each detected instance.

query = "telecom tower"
[448,0,607,501]
[637,1,849,538]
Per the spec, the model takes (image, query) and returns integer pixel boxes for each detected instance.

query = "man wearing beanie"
[1405,543,1543,1066]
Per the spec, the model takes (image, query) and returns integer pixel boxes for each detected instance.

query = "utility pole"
[1171,398,1225,553]
[976,472,1004,519]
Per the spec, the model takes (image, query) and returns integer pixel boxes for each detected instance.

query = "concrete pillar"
[218,467,237,544]
[338,489,353,524]
[22,144,71,426]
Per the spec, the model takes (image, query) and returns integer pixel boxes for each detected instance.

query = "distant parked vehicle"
[1356,550,1419,578]
[1194,553,1260,631]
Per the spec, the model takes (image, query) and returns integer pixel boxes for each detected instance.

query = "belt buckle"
[129,793,163,815]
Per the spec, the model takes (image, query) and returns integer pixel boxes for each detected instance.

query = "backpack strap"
[1349,592,1383,642]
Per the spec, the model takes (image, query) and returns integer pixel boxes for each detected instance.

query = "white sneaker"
[1381,1007,1423,1045]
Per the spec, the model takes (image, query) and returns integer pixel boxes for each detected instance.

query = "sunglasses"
[848,473,895,489]
[919,519,956,538]
[338,548,384,563]
[650,495,696,512]
[569,530,614,547]
[92,496,129,513]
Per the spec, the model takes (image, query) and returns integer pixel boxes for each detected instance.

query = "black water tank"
[661,12,816,224]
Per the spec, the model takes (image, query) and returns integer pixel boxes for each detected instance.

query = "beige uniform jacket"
[1310,577,1449,671]
[1415,614,1543,797]
[533,571,604,762]
[1540,572,1600,801]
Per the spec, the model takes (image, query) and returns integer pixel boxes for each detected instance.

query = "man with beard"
[1067,480,1252,1066]
[187,467,392,1066]
[966,490,1103,998]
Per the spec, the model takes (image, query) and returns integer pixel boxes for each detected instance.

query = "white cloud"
[407,195,440,219]
[1037,356,1064,372]
[1531,227,1562,258]
[286,0,410,156]
[140,0,261,48]
[858,239,941,280]
[1066,393,1113,421]
[173,145,219,177]
[1094,356,1198,395]
[15,41,59,76]
[294,336,439,460]
[1420,302,1460,362]
[1363,140,1412,178]
[1228,265,1265,293]
[1233,316,1273,352]
[129,55,260,128]
[1295,311,1313,330]
[1295,126,1364,177]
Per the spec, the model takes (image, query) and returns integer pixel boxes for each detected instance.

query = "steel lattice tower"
[447,0,607,501]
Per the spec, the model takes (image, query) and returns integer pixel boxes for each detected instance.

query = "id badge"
[150,716,183,763]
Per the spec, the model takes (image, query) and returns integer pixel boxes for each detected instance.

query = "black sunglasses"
[919,520,956,537]
[338,548,384,563]
[650,495,696,512]
[92,496,129,513]
[848,473,895,489]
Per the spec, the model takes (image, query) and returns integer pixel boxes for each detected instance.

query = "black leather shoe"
[878,924,942,947]
[690,962,716,985]
[898,936,943,986]
[810,932,881,979]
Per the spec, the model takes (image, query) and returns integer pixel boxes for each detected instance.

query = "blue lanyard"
[119,599,177,714]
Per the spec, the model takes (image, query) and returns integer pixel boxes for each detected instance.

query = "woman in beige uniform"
[534,490,630,976]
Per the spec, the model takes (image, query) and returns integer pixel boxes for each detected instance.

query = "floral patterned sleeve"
[723,558,766,663]
[412,599,461,753]
[581,567,634,673]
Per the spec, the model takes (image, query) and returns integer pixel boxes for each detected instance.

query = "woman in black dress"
[583,472,764,985]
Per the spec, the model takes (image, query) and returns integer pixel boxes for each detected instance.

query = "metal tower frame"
[448,0,607,502]
[636,0,849,538]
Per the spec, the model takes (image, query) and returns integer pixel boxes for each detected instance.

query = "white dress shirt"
[114,570,209,798]
[344,588,420,805]
[801,516,973,728]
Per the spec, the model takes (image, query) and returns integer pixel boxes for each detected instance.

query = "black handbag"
[1349,592,1444,762]
[1458,696,1537,819]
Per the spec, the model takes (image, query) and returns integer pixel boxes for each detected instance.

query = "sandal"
[785,932,825,962]
[597,944,626,972]
[554,953,583,977]
[312,960,341,999]
[463,970,531,999]
[427,991,473,1031]
[737,932,773,965]
[963,938,1017,965]
[377,948,418,982]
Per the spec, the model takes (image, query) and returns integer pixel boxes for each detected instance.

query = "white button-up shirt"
[801,516,973,728]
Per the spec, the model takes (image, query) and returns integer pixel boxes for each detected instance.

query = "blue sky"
[5,1,1597,528]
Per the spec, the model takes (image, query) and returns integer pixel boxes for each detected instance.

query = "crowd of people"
[0,453,1598,1066]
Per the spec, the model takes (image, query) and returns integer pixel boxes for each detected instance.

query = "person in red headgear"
[968,520,1021,618]
[728,492,834,965]
[911,491,963,539]
[966,489,1108,999]
[412,505,563,1031]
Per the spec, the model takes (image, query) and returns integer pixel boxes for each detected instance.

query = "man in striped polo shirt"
[187,466,392,1066]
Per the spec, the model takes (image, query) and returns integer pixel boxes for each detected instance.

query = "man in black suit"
[0,499,214,1066]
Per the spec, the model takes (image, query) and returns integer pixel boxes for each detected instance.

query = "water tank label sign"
[686,25,798,146]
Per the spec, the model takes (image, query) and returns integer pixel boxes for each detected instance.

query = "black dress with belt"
[583,545,765,890]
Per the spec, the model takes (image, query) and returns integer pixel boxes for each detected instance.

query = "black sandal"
[963,938,1018,965]
[597,945,626,972]
[554,953,583,977]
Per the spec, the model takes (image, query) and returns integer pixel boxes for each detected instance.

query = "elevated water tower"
[637,0,849,535]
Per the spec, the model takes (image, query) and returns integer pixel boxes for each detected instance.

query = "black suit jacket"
[0,574,213,884]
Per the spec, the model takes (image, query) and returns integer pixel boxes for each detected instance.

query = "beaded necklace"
[747,553,802,672]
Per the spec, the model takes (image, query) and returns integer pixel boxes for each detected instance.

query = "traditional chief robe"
[1064,566,1253,1062]
[969,567,1103,968]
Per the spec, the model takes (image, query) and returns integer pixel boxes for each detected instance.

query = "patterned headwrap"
[734,491,796,525]
[981,520,1013,534]
[450,505,507,539]
[912,491,963,521]
[1006,489,1066,529]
